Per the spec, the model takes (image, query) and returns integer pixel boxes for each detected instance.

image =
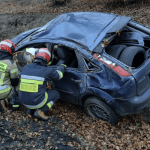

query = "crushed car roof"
[14,12,131,53]
[39,12,117,48]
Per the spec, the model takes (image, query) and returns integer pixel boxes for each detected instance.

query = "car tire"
[84,96,119,125]
[119,46,145,67]
[106,45,127,59]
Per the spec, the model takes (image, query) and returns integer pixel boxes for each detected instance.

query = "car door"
[49,51,87,105]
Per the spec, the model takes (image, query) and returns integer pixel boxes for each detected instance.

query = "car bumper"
[115,85,150,116]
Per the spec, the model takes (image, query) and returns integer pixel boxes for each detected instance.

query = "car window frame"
[48,48,86,73]
[81,56,101,73]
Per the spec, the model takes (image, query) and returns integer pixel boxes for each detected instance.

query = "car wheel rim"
[88,104,111,122]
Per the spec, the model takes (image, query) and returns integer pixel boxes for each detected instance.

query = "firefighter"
[0,39,19,111]
[19,48,66,121]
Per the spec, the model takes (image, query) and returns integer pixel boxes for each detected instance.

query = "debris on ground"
[1,0,150,149]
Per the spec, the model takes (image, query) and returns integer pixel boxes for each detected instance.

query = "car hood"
[14,12,131,53]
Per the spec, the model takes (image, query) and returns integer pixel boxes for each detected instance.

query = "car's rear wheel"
[105,45,127,59]
[119,46,145,67]
[84,96,119,125]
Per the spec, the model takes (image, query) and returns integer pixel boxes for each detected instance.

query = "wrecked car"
[11,12,150,125]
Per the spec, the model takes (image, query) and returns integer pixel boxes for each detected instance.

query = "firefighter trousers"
[40,89,60,113]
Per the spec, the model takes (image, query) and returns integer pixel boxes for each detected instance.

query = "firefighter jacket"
[0,51,19,99]
[19,60,65,109]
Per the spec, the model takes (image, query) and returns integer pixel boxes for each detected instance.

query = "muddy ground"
[1,0,150,150]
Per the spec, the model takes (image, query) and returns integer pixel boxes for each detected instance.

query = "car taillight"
[94,53,131,77]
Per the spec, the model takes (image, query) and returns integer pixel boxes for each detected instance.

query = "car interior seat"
[56,46,73,66]
[69,57,78,68]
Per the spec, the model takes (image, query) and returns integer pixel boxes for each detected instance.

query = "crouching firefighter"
[19,48,66,121]
[0,40,19,111]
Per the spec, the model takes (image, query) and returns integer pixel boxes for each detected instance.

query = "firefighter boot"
[12,104,19,111]
[33,109,49,121]
[26,109,35,115]
[0,100,7,111]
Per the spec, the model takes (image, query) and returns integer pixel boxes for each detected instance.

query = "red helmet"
[0,39,16,55]
[35,48,51,62]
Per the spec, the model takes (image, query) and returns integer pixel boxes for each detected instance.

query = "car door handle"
[71,78,82,83]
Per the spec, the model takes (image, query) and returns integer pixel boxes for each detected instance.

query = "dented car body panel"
[11,12,150,117]
[53,68,87,105]
[12,12,131,53]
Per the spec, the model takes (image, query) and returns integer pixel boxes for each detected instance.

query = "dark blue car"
[11,12,150,125]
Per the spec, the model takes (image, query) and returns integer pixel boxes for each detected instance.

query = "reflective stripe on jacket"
[0,59,18,98]
[19,62,63,108]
